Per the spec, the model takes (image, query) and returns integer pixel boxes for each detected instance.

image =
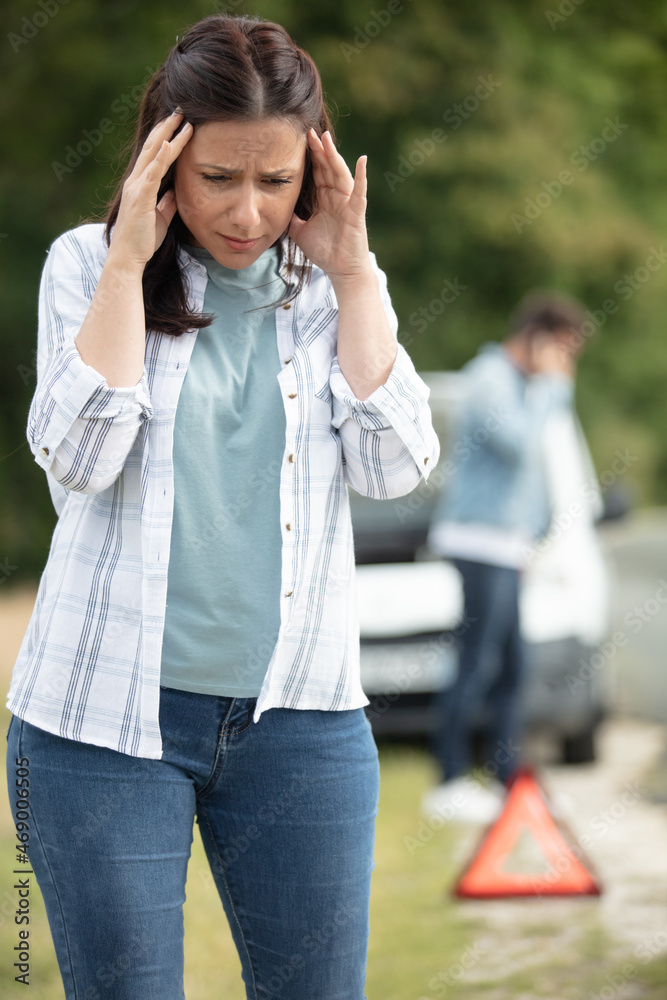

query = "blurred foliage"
[1,0,667,579]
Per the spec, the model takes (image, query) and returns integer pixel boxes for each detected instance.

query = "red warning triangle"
[453,768,602,898]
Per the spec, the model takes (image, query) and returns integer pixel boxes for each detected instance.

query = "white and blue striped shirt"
[7,223,440,758]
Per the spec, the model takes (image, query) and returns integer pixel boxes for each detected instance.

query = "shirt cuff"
[31,344,153,472]
[330,342,439,473]
[330,356,394,431]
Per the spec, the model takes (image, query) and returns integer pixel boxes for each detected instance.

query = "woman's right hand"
[109,112,193,270]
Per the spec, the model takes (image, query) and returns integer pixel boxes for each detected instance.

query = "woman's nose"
[228,185,261,231]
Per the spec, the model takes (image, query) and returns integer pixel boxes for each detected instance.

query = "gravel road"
[449,717,667,991]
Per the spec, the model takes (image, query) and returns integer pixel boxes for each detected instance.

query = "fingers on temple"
[133,114,190,178]
[310,129,354,192]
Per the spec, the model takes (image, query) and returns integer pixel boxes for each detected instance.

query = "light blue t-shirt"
[160,244,287,695]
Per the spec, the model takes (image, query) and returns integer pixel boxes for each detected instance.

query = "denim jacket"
[428,342,573,543]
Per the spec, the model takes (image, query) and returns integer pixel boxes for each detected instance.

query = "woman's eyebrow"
[195,163,296,176]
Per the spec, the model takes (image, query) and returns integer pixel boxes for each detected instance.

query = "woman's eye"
[201,175,292,186]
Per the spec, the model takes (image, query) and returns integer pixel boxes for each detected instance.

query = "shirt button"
[40,446,50,457]
[286,522,292,530]
[282,303,292,310]
[283,357,293,364]
[288,453,294,463]
[288,392,297,399]
[284,589,293,597]
[424,456,430,465]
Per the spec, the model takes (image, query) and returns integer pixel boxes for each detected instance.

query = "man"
[423,291,588,822]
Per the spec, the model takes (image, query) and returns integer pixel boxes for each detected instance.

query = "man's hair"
[508,290,588,339]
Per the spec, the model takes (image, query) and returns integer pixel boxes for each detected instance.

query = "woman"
[6,13,439,1000]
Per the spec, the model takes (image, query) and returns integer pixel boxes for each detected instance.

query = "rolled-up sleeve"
[330,344,440,500]
[27,229,154,497]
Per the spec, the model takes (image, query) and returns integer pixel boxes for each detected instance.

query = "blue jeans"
[431,558,525,784]
[6,687,380,999]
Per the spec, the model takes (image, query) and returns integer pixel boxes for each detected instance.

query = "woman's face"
[173,117,307,269]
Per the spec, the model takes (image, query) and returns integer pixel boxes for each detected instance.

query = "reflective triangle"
[498,825,552,875]
[453,768,602,898]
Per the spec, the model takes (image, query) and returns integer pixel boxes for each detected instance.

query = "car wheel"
[561,726,596,764]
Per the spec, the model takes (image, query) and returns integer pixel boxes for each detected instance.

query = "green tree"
[1,0,666,580]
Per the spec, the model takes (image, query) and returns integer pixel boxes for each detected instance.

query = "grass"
[1,588,666,997]
[2,738,666,998]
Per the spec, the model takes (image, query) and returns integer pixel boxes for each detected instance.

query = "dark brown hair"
[104,14,335,336]
[508,290,588,342]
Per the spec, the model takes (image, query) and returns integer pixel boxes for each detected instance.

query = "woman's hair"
[104,14,335,336]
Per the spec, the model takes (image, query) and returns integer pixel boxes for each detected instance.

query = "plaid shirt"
[7,223,440,758]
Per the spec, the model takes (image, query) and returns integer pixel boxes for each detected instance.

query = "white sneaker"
[421,775,505,824]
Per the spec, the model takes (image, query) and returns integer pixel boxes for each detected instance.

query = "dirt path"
[451,718,667,990]
[545,719,667,954]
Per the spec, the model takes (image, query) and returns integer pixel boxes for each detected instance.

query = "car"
[351,371,617,763]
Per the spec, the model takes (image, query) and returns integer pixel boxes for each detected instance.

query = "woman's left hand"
[288,129,371,285]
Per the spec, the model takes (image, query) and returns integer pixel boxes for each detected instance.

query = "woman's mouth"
[220,234,260,251]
